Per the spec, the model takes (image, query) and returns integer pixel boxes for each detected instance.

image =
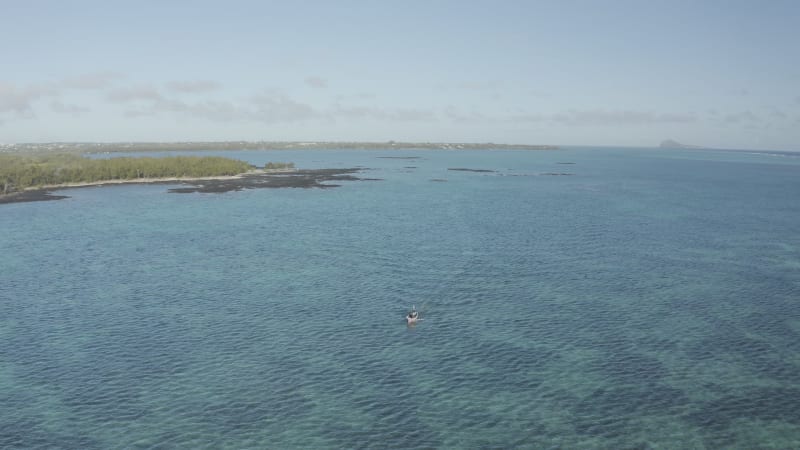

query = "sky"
[1,0,798,150]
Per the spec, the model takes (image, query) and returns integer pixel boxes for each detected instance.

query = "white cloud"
[305,77,328,88]
[107,85,164,103]
[444,106,489,123]
[168,100,244,122]
[114,90,320,124]
[0,82,59,119]
[0,83,35,115]
[61,72,122,90]
[506,112,547,123]
[768,109,787,120]
[250,91,319,122]
[50,100,90,115]
[723,110,760,124]
[552,110,696,126]
[0,73,120,123]
[435,80,502,92]
[334,104,435,122]
[124,98,243,121]
[123,109,157,118]
[334,92,377,103]
[457,81,501,91]
[165,80,222,93]
[505,109,696,126]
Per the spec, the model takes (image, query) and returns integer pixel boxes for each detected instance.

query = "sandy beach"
[26,168,293,191]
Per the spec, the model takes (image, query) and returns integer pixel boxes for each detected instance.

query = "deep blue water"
[1,147,799,449]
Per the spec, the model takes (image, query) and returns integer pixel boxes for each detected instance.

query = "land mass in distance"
[0,140,559,154]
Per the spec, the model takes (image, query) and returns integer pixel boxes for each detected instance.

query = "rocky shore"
[0,168,374,204]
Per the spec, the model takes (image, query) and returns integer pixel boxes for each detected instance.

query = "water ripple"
[2,149,799,448]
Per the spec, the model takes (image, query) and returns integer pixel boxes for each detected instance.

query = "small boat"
[406,306,420,325]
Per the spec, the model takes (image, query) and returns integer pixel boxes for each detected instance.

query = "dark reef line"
[169,168,376,193]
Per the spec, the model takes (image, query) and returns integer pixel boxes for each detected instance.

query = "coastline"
[26,168,285,191]
[0,167,370,205]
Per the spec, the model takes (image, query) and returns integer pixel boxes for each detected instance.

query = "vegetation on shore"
[0,154,293,195]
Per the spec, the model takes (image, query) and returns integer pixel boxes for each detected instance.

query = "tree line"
[0,154,292,195]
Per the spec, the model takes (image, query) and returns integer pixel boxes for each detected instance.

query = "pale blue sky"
[1,0,798,150]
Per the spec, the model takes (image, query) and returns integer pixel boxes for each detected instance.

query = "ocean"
[1,147,799,448]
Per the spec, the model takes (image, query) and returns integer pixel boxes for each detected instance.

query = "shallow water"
[1,147,799,448]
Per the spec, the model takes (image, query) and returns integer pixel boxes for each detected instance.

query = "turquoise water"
[1,147,799,448]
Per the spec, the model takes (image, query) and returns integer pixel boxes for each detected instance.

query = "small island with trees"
[1,153,260,194]
[0,153,372,204]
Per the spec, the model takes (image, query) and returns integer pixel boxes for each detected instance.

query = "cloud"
[0,82,59,118]
[509,113,548,123]
[457,81,501,91]
[5,77,443,129]
[0,83,36,115]
[123,109,157,118]
[165,99,244,122]
[305,77,328,88]
[334,92,377,103]
[435,80,502,92]
[334,104,435,122]
[768,109,787,120]
[505,109,696,126]
[116,90,320,124]
[723,110,760,124]
[165,80,221,93]
[124,98,243,122]
[444,106,489,123]
[0,73,119,123]
[107,85,164,103]
[552,110,696,126]
[61,72,122,90]
[250,91,319,122]
[50,100,90,115]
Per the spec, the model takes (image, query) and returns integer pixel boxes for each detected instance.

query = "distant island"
[0,140,559,154]
[0,153,300,203]
[659,139,705,149]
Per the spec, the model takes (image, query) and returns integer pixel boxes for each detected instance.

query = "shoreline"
[0,168,371,205]
[23,168,292,191]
